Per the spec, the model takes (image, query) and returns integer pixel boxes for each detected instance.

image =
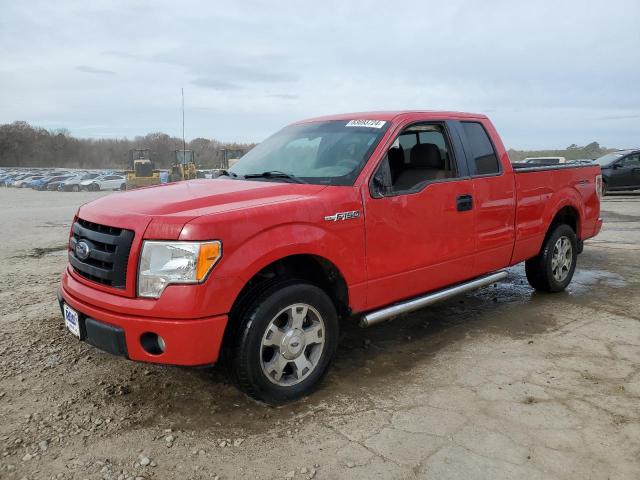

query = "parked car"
[5,173,32,186]
[58,111,602,404]
[28,177,52,189]
[593,149,640,193]
[47,175,77,191]
[0,174,16,186]
[33,175,71,191]
[59,173,101,192]
[84,175,126,191]
[13,175,45,187]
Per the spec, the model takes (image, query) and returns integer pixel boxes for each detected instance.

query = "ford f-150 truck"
[58,111,603,404]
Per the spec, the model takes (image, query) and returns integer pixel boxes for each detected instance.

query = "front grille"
[69,218,134,289]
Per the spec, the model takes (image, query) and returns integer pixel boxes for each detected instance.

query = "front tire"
[525,224,577,292]
[229,281,339,404]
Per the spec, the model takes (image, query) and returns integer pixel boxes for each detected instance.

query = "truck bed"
[510,162,602,265]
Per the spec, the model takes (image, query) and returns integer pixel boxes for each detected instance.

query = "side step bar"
[360,270,508,328]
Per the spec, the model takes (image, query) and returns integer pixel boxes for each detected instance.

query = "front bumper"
[58,284,227,366]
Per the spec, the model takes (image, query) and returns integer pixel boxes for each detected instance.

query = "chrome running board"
[360,270,508,327]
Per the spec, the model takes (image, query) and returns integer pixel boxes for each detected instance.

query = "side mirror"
[612,163,623,169]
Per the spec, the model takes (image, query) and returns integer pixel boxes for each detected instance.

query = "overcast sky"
[1,0,639,149]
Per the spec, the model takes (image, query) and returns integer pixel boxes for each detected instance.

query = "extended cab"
[58,111,603,403]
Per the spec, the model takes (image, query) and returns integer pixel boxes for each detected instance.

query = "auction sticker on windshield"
[63,303,81,338]
[345,120,386,128]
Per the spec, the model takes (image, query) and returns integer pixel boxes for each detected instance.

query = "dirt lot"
[0,187,639,480]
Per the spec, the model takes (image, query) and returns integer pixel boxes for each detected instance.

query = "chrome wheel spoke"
[265,354,289,382]
[304,323,323,345]
[290,305,308,329]
[263,324,285,347]
[293,355,314,379]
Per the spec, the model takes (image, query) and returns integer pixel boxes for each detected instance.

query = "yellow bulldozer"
[170,149,197,182]
[126,149,161,189]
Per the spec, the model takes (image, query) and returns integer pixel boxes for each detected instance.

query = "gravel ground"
[0,187,639,480]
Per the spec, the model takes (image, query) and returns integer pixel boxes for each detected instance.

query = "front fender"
[220,222,363,285]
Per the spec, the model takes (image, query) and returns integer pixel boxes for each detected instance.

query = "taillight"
[595,174,603,200]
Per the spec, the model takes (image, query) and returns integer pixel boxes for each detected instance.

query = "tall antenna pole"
[181,87,186,160]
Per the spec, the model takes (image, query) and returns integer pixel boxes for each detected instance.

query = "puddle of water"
[569,269,626,293]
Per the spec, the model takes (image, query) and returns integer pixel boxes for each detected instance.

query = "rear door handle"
[456,194,473,212]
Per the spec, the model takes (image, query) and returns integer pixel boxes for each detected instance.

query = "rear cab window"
[460,122,501,176]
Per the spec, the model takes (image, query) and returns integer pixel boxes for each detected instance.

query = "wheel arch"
[548,204,580,237]
[542,186,585,240]
[230,253,350,319]
[220,253,350,356]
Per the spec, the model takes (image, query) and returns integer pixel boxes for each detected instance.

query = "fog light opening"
[140,332,165,355]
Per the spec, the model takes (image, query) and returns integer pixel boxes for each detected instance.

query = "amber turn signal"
[196,241,222,281]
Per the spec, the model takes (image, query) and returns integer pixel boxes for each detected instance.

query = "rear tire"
[525,224,577,292]
[229,280,339,405]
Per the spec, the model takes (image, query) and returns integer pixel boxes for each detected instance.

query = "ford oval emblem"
[75,241,90,261]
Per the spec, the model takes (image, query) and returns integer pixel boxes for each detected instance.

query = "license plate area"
[63,303,82,338]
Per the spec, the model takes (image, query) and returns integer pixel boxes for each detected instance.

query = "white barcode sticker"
[345,120,386,128]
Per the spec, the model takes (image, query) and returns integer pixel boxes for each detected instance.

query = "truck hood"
[80,179,327,218]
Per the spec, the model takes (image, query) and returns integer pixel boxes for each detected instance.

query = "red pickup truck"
[59,111,602,403]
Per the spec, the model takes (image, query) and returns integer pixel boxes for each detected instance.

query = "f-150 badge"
[324,211,360,222]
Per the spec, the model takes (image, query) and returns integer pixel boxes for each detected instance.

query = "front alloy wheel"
[260,303,325,386]
[229,281,338,404]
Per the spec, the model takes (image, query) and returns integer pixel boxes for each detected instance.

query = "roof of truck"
[294,110,488,125]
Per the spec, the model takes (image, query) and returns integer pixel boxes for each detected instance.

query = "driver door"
[363,121,476,310]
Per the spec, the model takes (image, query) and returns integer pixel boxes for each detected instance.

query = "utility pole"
[181,88,186,162]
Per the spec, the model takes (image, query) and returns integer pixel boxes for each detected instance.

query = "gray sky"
[1,0,639,149]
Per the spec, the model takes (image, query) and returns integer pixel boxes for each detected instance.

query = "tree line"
[0,120,613,169]
[507,142,612,162]
[0,121,255,169]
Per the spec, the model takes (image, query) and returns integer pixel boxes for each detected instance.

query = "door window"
[620,154,640,168]
[373,124,457,195]
[461,122,500,175]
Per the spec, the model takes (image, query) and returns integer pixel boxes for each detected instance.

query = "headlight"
[138,240,222,298]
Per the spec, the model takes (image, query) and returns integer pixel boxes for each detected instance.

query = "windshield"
[229,120,390,185]
[593,152,625,166]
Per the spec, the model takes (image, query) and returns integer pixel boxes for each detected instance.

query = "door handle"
[456,194,473,212]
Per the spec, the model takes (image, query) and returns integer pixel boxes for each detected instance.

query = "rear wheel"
[229,281,339,404]
[525,224,577,292]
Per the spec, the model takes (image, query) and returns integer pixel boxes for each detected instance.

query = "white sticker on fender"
[345,120,386,128]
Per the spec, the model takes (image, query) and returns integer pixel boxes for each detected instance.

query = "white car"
[81,174,126,191]
[13,175,45,187]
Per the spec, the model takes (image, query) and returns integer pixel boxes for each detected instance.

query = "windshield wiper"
[243,170,307,184]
